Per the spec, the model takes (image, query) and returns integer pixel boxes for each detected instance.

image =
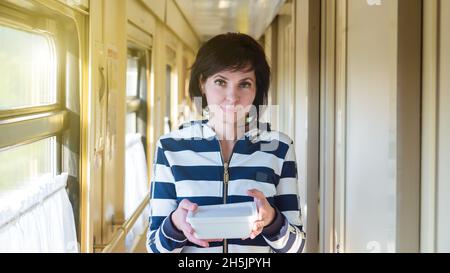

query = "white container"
[186,202,258,239]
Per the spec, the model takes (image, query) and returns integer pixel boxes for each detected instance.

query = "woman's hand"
[246,189,276,239]
[171,199,222,247]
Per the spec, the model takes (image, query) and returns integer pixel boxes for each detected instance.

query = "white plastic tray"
[186,202,258,239]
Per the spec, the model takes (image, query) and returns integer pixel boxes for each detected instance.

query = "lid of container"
[186,202,257,224]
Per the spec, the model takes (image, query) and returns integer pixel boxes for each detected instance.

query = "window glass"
[165,65,172,134]
[126,112,137,134]
[0,25,57,110]
[126,56,139,97]
[0,137,56,196]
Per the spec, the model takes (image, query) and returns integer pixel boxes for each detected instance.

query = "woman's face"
[202,68,257,126]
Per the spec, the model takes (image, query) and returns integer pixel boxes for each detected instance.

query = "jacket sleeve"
[146,139,187,253]
[261,140,306,253]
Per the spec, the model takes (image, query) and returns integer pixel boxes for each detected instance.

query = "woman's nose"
[225,86,239,103]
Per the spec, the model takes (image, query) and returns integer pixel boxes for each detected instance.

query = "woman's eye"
[214,79,226,86]
[240,82,251,89]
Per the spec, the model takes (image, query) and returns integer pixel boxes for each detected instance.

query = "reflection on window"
[126,112,137,134]
[126,56,139,97]
[0,25,57,110]
[125,48,147,136]
[165,65,172,134]
[0,137,56,196]
[124,46,150,251]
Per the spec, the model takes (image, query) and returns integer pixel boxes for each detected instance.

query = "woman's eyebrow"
[239,77,254,82]
[214,74,229,80]
[213,75,254,82]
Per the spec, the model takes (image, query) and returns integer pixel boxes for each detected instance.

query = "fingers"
[247,189,268,209]
[250,230,262,239]
[253,220,265,232]
[247,189,268,221]
[179,199,198,211]
[185,233,210,248]
[250,220,264,239]
[206,239,224,242]
[181,221,195,235]
[246,189,265,201]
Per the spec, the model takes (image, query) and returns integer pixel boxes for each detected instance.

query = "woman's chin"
[224,115,247,126]
[212,111,247,125]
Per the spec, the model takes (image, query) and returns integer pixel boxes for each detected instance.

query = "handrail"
[123,195,150,232]
[102,194,150,253]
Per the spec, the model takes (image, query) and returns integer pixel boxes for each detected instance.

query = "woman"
[147,33,305,253]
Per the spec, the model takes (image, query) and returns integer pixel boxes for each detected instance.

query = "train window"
[0,1,81,252]
[0,24,61,183]
[0,137,56,195]
[126,56,139,97]
[126,112,137,134]
[164,64,172,134]
[0,25,57,111]
[125,47,148,138]
[164,45,177,132]
[176,56,191,126]
[124,45,150,252]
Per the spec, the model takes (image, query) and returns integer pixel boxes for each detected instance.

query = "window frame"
[125,44,150,147]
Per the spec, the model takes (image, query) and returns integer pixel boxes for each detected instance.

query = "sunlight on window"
[0,137,56,196]
[126,56,139,97]
[0,25,57,110]
[126,112,137,134]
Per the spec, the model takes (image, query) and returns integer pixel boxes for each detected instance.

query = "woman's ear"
[199,75,205,95]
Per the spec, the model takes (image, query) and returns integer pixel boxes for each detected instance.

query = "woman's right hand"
[171,199,222,248]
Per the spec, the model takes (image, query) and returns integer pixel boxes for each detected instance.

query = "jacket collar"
[178,119,272,142]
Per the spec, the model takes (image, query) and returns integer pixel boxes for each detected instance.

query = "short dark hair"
[189,32,270,116]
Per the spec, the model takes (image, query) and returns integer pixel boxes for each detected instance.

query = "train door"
[422,0,450,253]
[320,0,423,253]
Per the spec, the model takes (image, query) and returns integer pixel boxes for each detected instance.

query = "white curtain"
[125,133,150,251]
[0,173,78,252]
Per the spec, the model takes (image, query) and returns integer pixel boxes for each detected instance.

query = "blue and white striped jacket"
[146,119,306,253]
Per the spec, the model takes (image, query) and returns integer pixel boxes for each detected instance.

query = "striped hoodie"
[146,119,306,253]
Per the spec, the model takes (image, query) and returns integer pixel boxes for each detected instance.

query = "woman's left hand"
[246,189,276,239]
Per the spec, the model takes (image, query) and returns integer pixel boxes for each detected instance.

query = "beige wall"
[436,0,450,253]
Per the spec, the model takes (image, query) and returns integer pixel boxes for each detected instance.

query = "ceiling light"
[218,0,231,9]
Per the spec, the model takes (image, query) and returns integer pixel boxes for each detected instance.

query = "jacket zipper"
[223,161,229,253]
[217,139,236,254]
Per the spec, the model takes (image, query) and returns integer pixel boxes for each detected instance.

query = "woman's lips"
[220,105,238,113]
